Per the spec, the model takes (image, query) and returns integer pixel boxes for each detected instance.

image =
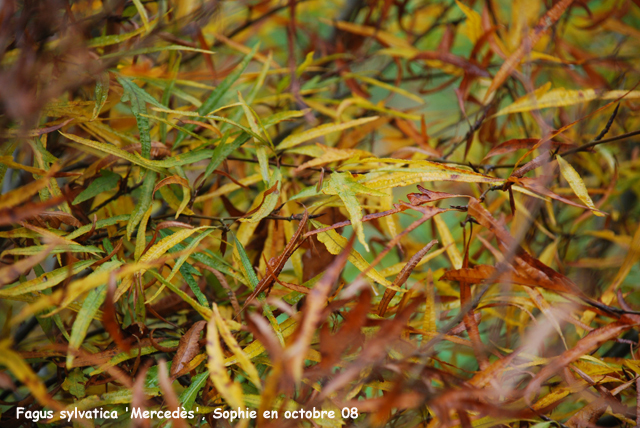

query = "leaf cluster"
[1,1,640,428]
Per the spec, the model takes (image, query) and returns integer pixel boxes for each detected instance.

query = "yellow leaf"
[278,116,379,150]
[508,0,541,49]
[376,47,463,76]
[11,260,139,324]
[238,91,271,182]
[343,73,424,104]
[556,155,605,217]
[495,88,640,116]
[322,172,386,251]
[212,304,262,389]
[117,227,211,301]
[337,97,420,121]
[135,206,153,261]
[131,0,150,32]
[158,185,194,216]
[0,260,96,297]
[194,173,263,203]
[149,271,213,320]
[456,1,483,43]
[311,220,403,292]
[294,144,372,172]
[320,19,415,51]
[0,339,58,408]
[433,216,462,270]
[0,156,47,175]
[361,158,502,189]
[0,173,51,210]
[296,50,315,77]
[424,271,437,333]
[141,227,206,263]
[61,132,165,174]
[207,309,245,409]
[240,169,282,223]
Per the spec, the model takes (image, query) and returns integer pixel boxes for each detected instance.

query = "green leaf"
[148,270,212,320]
[166,229,214,283]
[174,43,259,146]
[61,369,88,399]
[86,18,157,47]
[232,234,259,290]
[322,171,386,252]
[92,72,110,120]
[66,215,130,240]
[117,77,164,159]
[72,169,121,205]
[126,170,157,240]
[238,91,270,182]
[134,148,214,168]
[180,265,208,307]
[67,283,107,369]
[179,371,208,411]
[202,133,242,181]
[159,228,214,308]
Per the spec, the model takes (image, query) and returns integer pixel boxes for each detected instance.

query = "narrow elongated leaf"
[212,303,261,388]
[242,169,282,223]
[66,284,106,368]
[496,88,640,116]
[60,132,166,174]
[238,91,270,182]
[0,260,95,297]
[311,220,401,290]
[232,234,259,289]
[0,340,58,408]
[117,77,162,159]
[322,171,386,251]
[72,169,121,205]
[166,229,214,282]
[434,216,463,269]
[179,371,208,412]
[484,0,574,101]
[174,43,259,146]
[92,72,110,120]
[148,270,212,320]
[278,116,380,150]
[556,155,605,217]
[202,133,251,181]
[207,311,245,408]
[126,170,157,239]
[171,321,206,377]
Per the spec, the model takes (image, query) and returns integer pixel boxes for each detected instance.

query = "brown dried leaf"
[170,320,206,378]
